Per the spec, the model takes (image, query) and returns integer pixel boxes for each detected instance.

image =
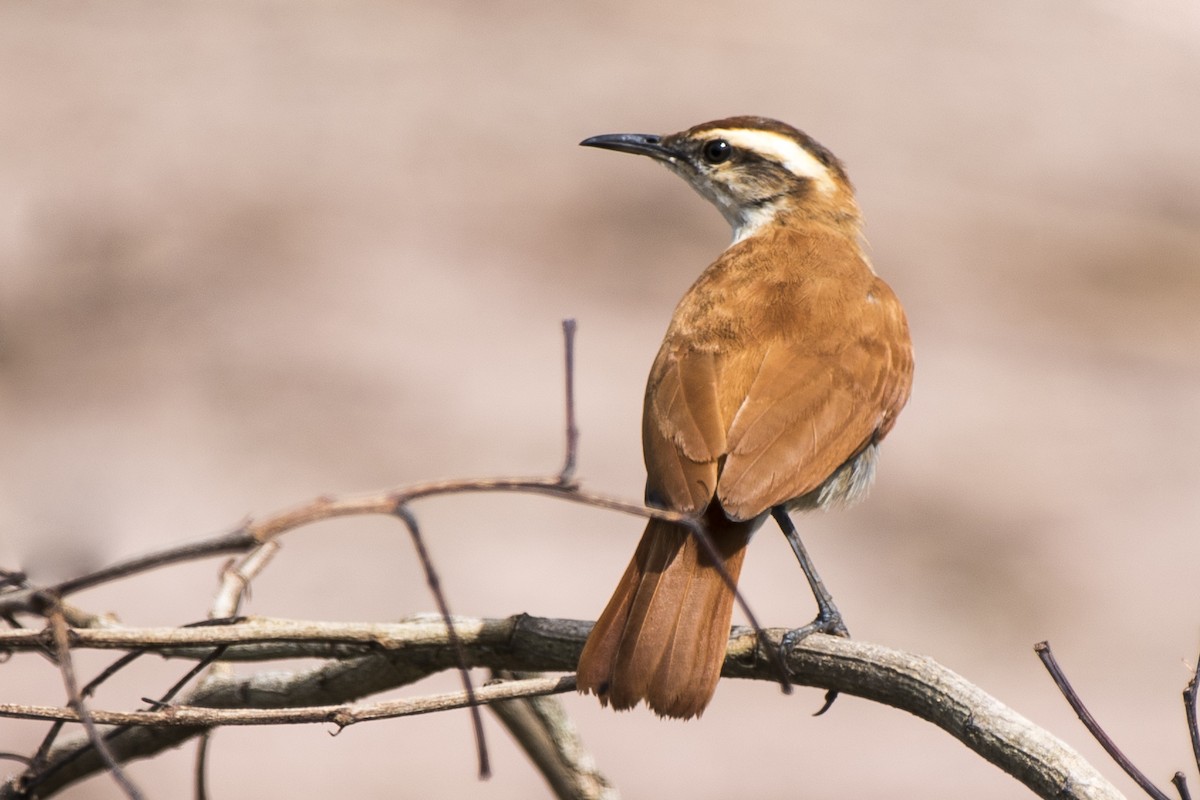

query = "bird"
[574,116,913,720]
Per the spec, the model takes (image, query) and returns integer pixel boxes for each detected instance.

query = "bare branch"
[2,673,574,728]
[1036,641,1169,800]
[1172,772,1191,800]
[2,617,1124,800]
[46,603,143,800]
[210,542,280,621]
[1185,651,1200,784]
[0,531,257,618]
[392,503,490,779]
[0,479,693,621]
[489,670,615,800]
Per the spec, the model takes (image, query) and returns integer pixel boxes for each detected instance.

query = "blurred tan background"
[2,1,1198,797]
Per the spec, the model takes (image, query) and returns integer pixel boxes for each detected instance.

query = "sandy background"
[2,2,1199,797]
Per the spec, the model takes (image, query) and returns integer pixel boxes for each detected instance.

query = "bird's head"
[582,116,859,242]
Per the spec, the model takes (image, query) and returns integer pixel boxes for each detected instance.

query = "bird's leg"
[771,506,849,713]
[771,506,849,653]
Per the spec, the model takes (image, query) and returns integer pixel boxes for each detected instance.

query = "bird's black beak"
[580,132,679,163]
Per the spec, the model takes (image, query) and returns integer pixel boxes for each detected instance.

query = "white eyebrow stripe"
[706,128,835,192]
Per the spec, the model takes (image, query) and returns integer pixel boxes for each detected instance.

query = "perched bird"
[575,116,913,719]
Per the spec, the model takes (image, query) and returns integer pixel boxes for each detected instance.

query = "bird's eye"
[701,139,732,164]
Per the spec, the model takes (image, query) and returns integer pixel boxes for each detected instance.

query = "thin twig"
[1185,650,1200,784]
[392,503,490,779]
[26,621,238,795]
[2,674,576,728]
[0,479,699,622]
[29,718,67,774]
[559,319,580,485]
[194,732,212,800]
[1035,640,1171,800]
[210,542,280,620]
[0,530,257,617]
[146,646,230,709]
[53,530,256,601]
[76,618,244,702]
[0,616,506,656]
[1172,772,1191,800]
[488,670,615,800]
[47,603,144,800]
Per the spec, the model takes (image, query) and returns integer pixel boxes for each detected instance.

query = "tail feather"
[577,513,753,719]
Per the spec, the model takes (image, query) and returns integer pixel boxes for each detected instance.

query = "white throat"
[730,201,783,244]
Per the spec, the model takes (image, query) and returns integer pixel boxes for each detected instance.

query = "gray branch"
[0,614,1122,800]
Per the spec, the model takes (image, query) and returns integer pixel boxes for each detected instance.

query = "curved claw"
[779,608,851,715]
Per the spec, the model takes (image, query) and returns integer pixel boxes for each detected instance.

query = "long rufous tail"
[576,512,754,719]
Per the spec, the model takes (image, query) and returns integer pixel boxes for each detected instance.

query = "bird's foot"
[780,605,849,654]
[779,606,850,716]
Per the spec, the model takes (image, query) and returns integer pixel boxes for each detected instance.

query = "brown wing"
[719,271,913,518]
[716,338,904,519]
[643,275,912,521]
[641,345,726,513]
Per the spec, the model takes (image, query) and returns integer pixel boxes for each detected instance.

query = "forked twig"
[1035,641,1172,800]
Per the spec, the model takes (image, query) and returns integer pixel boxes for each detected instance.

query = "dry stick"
[0,529,257,618]
[392,503,490,779]
[559,319,580,485]
[29,718,66,776]
[194,732,211,800]
[192,544,279,800]
[488,669,615,800]
[53,530,257,601]
[21,648,236,792]
[1036,641,1171,800]
[46,604,144,800]
[1173,773,1191,800]
[25,621,238,795]
[79,618,241,702]
[143,646,231,710]
[210,542,280,620]
[1185,651,1200,785]
[0,480,695,622]
[0,619,1130,800]
[3,675,576,728]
